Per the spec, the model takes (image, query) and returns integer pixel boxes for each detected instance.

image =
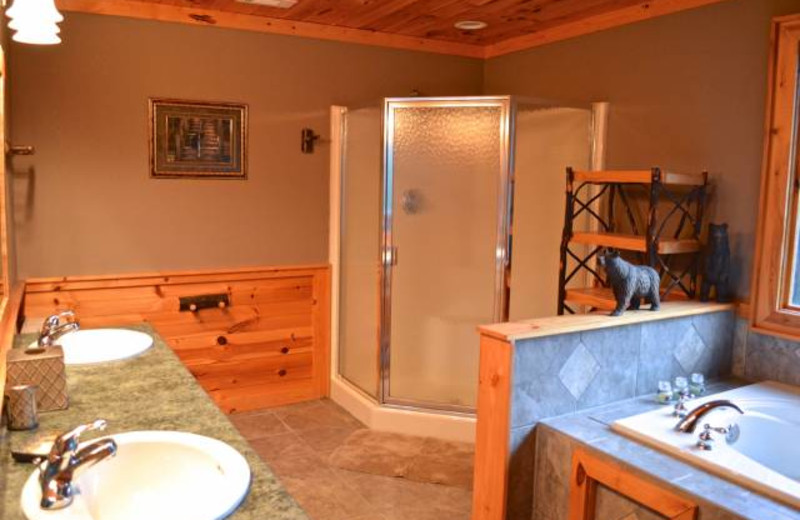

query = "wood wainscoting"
[22,264,330,413]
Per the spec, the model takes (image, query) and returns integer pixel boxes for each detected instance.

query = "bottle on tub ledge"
[656,373,705,404]
[689,372,706,397]
[657,380,674,404]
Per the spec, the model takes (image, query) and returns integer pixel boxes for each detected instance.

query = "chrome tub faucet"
[675,399,744,433]
[39,419,117,510]
[675,399,744,436]
[37,310,80,348]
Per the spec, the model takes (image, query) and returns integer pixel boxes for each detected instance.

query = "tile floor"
[229,399,473,520]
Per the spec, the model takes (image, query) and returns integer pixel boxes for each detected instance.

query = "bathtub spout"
[675,399,744,433]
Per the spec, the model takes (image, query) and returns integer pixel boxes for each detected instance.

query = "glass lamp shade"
[7,0,64,23]
[12,24,61,45]
[7,0,64,45]
[9,16,62,31]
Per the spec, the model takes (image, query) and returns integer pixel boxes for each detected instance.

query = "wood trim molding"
[0,284,27,420]
[568,448,698,520]
[472,333,514,520]
[56,0,731,60]
[56,0,486,59]
[0,44,9,298]
[484,0,729,58]
[478,301,734,343]
[736,300,752,320]
[750,14,800,339]
[24,263,329,291]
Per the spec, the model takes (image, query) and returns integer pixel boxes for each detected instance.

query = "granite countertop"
[541,380,800,520]
[0,324,309,520]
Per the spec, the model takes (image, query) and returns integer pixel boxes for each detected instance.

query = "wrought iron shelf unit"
[557,167,709,315]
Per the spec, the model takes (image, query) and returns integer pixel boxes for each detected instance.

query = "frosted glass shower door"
[338,106,382,398]
[509,106,593,320]
[383,99,511,409]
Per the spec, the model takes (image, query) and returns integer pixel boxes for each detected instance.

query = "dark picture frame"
[149,98,248,179]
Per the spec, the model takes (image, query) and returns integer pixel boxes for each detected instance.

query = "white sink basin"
[21,431,251,520]
[31,329,154,365]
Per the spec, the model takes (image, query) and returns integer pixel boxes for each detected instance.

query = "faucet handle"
[40,315,61,334]
[42,310,78,330]
[37,316,62,347]
[701,422,740,444]
[56,310,78,324]
[49,420,108,462]
[673,392,691,418]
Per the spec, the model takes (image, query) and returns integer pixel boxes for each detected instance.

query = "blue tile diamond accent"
[673,324,706,373]
[558,342,600,400]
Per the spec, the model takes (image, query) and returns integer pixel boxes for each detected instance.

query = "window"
[752,15,800,336]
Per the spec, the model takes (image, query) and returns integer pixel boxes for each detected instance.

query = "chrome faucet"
[38,419,117,510]
[37,311,80,348]
[674,399,744,433]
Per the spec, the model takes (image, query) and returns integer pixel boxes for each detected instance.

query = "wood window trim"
[751,14,800,339]
[568,448,698,520]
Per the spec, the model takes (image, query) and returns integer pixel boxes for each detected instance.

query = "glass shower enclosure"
[334,96,603,413]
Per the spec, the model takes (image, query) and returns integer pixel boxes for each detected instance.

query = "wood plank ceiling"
[56,0,728,57]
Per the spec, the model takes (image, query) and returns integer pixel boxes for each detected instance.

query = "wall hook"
[5,142,35,156]
[301,128,321,154]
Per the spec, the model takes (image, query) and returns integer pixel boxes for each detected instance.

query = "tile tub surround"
[733,317,800,385]
[472,301,736,520]
[533,387,800,520]
[0,325,308,520]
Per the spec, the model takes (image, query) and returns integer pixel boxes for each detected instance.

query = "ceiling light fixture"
[6,0,64,45]
[454,20,488,31]
[235,0,298,8]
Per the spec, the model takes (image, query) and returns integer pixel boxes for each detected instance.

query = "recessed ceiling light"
[454,20,488,31]
[236,0,297,8]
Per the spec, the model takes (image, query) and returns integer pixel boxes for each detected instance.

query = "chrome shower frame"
[379,96,515,414]
[334,96,607,416]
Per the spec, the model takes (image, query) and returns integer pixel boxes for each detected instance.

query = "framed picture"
[149,98,248,179]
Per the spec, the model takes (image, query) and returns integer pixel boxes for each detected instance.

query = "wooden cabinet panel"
[23,264,330,414]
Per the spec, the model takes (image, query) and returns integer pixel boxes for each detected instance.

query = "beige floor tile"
[248,431,306,462]
[376,505,471,520]
[229,410,290,441]
[296,425,362,456]
[265,440,327,480]
[278,402,363,432]
[328,430,426,477]
[280,469,378,520]
[243,400,472,520]
[406,438,475,489]
[271,400,327,417]
[336,468,472,514]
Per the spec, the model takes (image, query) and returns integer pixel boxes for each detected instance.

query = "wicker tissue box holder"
[6,346,69,411]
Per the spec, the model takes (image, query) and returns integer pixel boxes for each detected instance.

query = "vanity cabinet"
[22,265,330,413]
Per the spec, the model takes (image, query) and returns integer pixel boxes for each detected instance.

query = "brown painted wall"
[9,13,482,278]
[484,0,800,297]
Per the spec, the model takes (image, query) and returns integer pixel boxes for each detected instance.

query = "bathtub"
[613,381,800,509]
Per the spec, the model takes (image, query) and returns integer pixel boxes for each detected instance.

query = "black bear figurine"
[700,223,732,303]
[599,250,661,317]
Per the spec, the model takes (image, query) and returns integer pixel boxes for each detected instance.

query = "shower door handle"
[384,246,398,266]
